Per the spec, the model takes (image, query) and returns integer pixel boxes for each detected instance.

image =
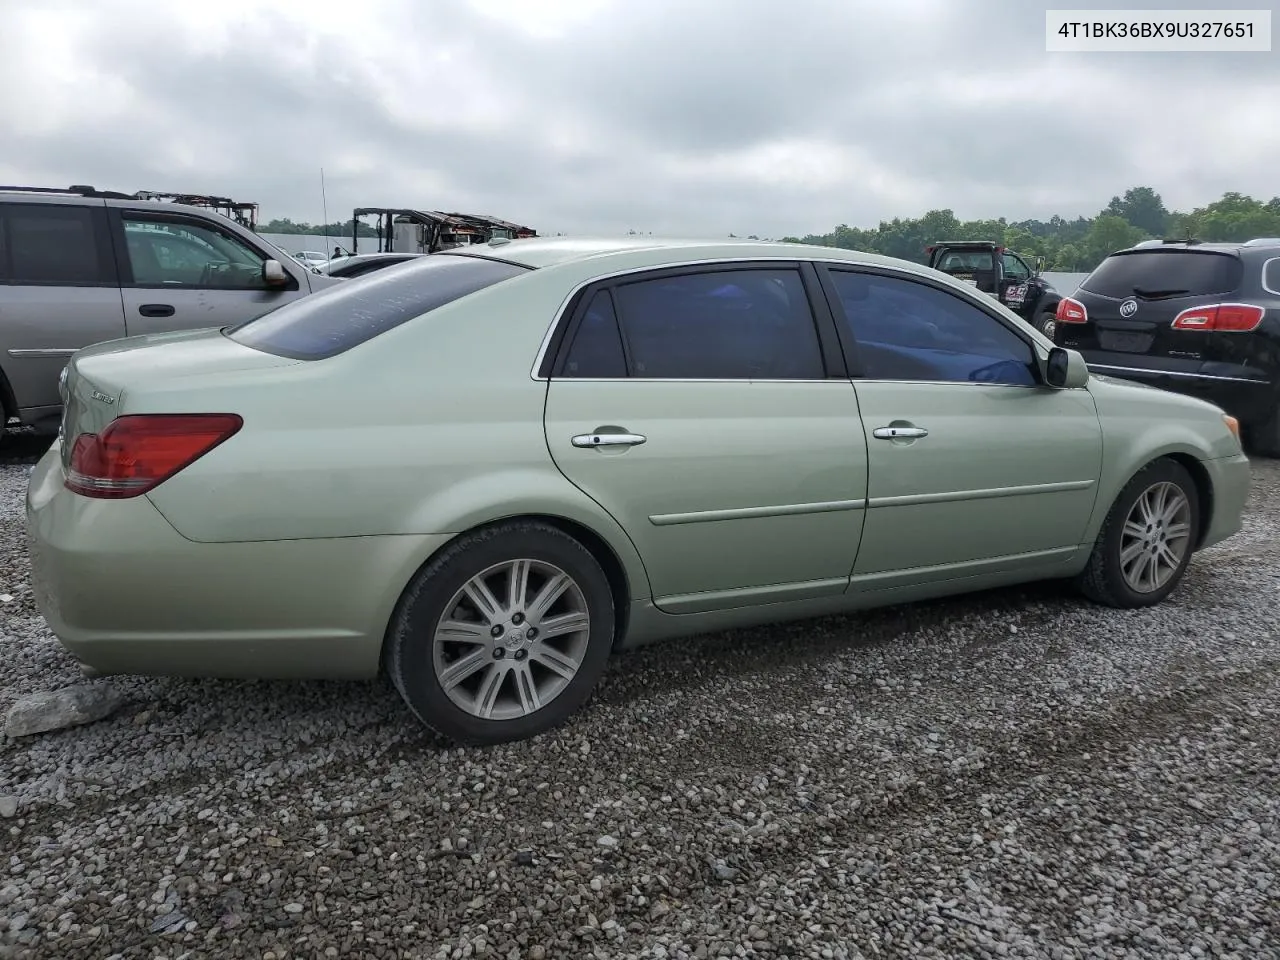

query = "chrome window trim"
[528,254,1037,384]
[1261,257,1280,297]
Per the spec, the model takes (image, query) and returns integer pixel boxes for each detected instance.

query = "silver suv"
[0,185,342,437]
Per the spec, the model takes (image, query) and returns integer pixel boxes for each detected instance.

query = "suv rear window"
[1081,250,1243,300]
[227,254,531,360]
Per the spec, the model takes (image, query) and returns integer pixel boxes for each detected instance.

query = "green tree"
[1084,215,1146,264]
[1103,186,1169,236]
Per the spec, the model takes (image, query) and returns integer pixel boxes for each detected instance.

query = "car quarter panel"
[26,445,447,679]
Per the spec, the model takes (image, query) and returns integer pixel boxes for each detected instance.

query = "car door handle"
[138,304,175,318]
[872,426,928,440]
[572,433,647,448]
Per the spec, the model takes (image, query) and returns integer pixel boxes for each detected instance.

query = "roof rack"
[0,184,135,200]
[0,184,260,229]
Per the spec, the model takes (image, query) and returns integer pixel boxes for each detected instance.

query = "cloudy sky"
[0,0,1275,238]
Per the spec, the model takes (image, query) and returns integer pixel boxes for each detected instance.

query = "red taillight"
[1171,302,1265,333]
[65,414,243,499]
[1056,297,1088,323]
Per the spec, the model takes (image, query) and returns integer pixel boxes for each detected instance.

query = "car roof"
[448,235,936,275]
[1119,240,1278,255]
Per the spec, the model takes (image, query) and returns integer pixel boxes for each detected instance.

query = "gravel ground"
[2,432,1279,960]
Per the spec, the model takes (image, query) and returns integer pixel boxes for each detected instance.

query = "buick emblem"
[1118,298,1138,318]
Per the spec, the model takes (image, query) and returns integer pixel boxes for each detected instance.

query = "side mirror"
[1033,256,1046,275]
[1045,347,1089,388]
[262,259,288,286]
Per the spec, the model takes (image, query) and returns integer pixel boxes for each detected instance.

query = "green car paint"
[26,239,1249,686]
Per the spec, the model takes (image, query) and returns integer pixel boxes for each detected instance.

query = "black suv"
[1052,238,1280,455]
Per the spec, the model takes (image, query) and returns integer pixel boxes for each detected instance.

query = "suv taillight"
[1171,303,1266,333]
[1056,297,1088,323]
[65,414,243,499]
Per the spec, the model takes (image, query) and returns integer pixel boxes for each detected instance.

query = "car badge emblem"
[1118,298,1138,318]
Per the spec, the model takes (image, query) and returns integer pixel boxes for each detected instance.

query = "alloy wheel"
[431,559,591,721]
[1119,481,1192,593]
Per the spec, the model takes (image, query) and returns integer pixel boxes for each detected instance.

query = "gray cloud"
[1,0,1276,239]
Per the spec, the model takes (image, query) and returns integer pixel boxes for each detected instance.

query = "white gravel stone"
[3,434,1280,959]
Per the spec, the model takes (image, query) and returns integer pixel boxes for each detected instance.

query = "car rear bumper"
[1081,356,1276,424]
[1199,452,1250,551]
[25,443,451,680]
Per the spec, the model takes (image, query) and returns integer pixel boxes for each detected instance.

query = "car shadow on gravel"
[95,578,1084,749]
[0,427,52,465]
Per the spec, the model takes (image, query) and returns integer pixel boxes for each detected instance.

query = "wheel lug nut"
[490,625,504,638]
[526,628,538,640]
[512,612,525,625]
[514,649,527,661]
[493,648,505,659]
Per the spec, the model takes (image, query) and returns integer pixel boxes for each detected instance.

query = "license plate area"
[1099,330,1154,353]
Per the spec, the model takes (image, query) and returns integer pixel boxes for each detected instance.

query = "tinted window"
[612,269,824,379]
[1082,250,1243,299]
[228,253,530,360]
[4,204,107,284]
[561,290,627,377]
[830,270,1037,386]
[123,215,270,289]
[937,249,995,272]
[1264,258,1280,295]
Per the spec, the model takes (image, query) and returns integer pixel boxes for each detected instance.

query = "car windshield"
[1082,250,1243,300]
[226,253,532,360]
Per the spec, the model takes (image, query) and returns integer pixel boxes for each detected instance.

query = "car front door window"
[122,216,269,289]
[829,270,1038,386]
[1002,254,1031,282]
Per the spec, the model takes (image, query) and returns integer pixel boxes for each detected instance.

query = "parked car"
[0,185,343,437]
[927,240,1061,334]
[1051,237,1280,456]
[293,250,329,269]
[321,252,426,279]
[27,237,1249,745]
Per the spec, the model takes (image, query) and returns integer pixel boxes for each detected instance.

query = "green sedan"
[26,238,1250,744]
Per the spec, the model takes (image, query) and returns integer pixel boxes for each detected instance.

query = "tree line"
[260,217,380,237]
[774,188,1280,272]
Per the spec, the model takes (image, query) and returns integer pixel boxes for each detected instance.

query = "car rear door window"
[1081,250,1243,299]
[561,290,628,377]
[228,253,531,360]
[4,204,111,285]
[829,269,1037,386]
[610,268,825,379]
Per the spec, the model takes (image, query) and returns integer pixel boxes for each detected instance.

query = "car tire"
[384,520,615,745]
[1074,458,1200,609]
[1035,309,1056,338]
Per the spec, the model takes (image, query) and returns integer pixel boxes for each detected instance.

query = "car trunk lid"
[58,327,300,469]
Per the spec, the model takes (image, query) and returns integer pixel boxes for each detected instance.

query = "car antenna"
[320,167,331,260]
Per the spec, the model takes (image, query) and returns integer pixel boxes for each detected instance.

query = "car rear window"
[1081,250,1243,300]
[226,254,531,360]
